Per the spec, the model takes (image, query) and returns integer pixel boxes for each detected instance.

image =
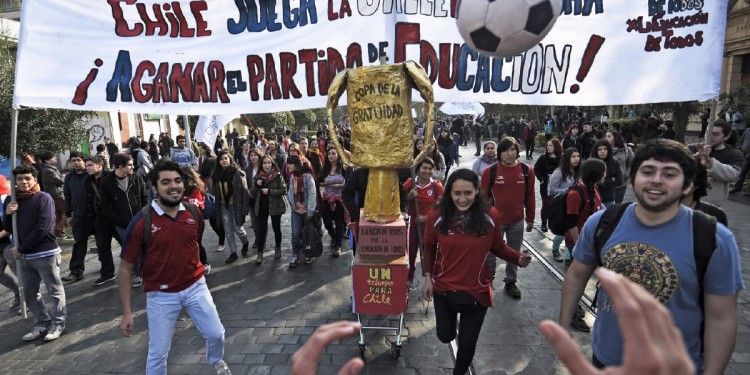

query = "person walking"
[480,137,535,299]
[84,155,117,286]
[61,151,91,282]
[547,148,582,262]
[403,157,443,288]
[118,160,231,375]
[212,151,251,264]
[534,138,562,232]
[422,169,531,375]
[471,141,497,183]
[39,152,67,239]
[286,155,317,267]
[317,146,348,257]
[606,130,633,204]
[181,166,211,275]
[249,155,287,263]
[590,140,623,209]
[0,175,20,310]
[3,165,67,341]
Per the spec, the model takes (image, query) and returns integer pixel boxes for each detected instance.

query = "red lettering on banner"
[132,61,155,102]
[208,61,229,103]
[280,53,303,99]
[298,49,318,97]
[395,23,420,64]
[152,62,169,102]
[438,43,459,89]
[107,0,210,38]
[169,63,193,102]
[247,55,264,101]
[192,62,209,102]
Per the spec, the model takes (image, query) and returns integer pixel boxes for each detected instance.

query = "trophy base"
[363,168,401,223]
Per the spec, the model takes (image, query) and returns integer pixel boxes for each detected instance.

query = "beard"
[157,188,184,207]
[633,187,682,213]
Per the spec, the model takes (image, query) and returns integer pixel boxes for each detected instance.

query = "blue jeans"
[291,211,307,258]
[486,220,524,282]
[21,253,66,327]
[221,206,247,254]
[146,277,225,375]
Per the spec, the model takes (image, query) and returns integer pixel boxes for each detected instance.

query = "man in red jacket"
[480,137,536,298]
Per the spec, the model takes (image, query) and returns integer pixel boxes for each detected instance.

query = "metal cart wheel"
[390,342,401,359]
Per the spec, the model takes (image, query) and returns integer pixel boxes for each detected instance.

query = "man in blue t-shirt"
[559,139,744,375]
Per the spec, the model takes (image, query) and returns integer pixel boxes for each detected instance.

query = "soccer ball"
[456,0,562,57]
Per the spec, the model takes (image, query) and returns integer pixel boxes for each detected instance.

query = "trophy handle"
[405,61,435,168]
[326,69,355,168]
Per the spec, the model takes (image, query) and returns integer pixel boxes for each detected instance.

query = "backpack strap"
[692,210,716,315]
[140,205,153,252]
[593,202,632,265]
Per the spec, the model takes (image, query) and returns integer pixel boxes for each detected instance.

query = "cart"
[355,310,405,359]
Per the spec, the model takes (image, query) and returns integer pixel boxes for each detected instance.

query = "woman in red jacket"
[181,166,210,275]
[422,168,532,375]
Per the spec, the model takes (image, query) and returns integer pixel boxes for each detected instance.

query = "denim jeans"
[21,253,66,327]
[0,242,19,294]
[290,211,307,258]
[221,206,247,254]
[146,277,225,375]
[486,220,524,282]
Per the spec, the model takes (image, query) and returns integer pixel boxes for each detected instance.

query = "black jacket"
[342,168,408,223]
[64,170,91,218]
[99,172,148,228]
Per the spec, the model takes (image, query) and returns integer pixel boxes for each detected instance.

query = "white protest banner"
[13,1,726,115]
[195,114,237,146]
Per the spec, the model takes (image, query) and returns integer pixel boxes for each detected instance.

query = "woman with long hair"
[198,149,224,251]
[534,138,563,232]
[211,151,251,264]
[249,155,287,264]
[547,147,581,262]
[563,158,605,333]
[561,124,582,154]
[245,148,265,251]
[317,146,349,257]
[234,139,252,170]
[606,130,633,204]
[590,139,623,208]
[426,138,446,181]
[471,141,497,182]
[403,157,443,288]
[286,155,317,267]
[437,128,456,177]
[181,166,211,275]
[422,169,531,375]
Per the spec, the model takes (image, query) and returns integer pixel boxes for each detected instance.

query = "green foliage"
[1,40,95,157]
[291,109,316,130]
[244,112,295,132]
[175,115,198,135]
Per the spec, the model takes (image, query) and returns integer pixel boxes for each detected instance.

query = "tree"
[291,109,316,130]
[244,111,295,132]
[175,115,198,135]
[1,38,94,157]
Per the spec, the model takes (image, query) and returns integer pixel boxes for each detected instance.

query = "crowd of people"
[0,106,747,374]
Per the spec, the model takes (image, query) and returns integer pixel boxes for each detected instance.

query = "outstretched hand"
[292,321,364,375]
[539,268,694,375]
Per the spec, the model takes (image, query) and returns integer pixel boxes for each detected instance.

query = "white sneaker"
[44,325,64,341]
[213,360,232,375]
[216,245,225,252]
[22,326,48,341]
[203,264,212,276]
[132,276,143,288]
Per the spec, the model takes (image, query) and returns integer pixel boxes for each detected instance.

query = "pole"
[182,115,195,166]
[705,97,718,147]
[9,107,27,319]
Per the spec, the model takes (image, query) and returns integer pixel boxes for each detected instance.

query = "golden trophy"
[326,62,435,223]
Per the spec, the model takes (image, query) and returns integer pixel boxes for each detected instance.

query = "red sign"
[352,254,408,315]
[357,211,408,256]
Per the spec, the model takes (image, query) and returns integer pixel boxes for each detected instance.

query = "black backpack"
[547,185,585,236]
[487,162,530,206]
[301,211,323,258]
[589,203,716,348]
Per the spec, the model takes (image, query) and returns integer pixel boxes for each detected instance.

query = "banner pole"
[9,107,27,319]
[705,97,718,147]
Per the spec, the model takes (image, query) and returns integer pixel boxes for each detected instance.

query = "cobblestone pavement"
[0,142,748,374]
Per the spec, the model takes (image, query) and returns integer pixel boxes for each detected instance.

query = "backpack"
[139,202,203,252]
[202,193,216,219]
[589,202,716,349]
[487,162,530,206]
[301,211,323,258]
[547,185,585,236]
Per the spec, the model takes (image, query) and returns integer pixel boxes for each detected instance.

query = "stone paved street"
[0,143,748,374]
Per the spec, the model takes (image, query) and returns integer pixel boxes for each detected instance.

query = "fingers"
[336,358,364,375]
[292,321,361,375]
[539,320,598,375]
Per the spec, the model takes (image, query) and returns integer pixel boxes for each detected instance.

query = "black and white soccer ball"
[456,0,562,57]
